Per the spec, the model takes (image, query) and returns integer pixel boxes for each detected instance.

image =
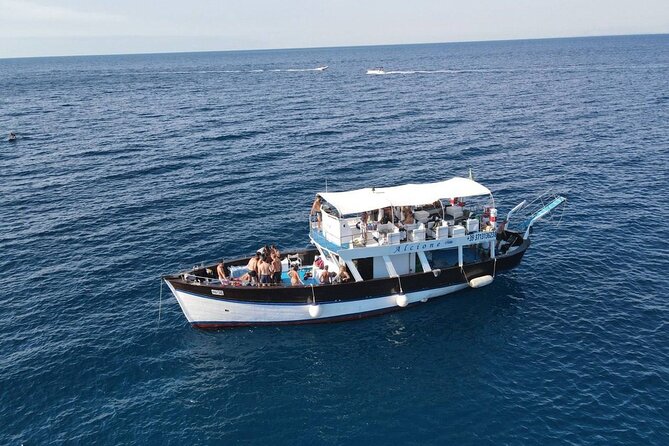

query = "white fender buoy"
[308,304,322,318]
[469,275,494,288]
[421,297,428,303]
[396,294,408,307]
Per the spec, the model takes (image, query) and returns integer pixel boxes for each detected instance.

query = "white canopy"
[318,177,492,215]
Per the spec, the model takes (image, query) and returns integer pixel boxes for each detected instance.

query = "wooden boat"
[164,177,565,328]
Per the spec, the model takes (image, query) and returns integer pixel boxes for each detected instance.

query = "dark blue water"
[2,35,668,444]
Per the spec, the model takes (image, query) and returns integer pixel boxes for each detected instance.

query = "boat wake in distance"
[270,66,328,72]
[367,68,460,75]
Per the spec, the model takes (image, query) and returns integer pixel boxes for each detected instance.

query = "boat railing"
[180,273,225,285]
[181,272,298,287]
[310,212,497,249]
[508,191,567,238]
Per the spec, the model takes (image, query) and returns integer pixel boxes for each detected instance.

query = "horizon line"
[1,32,667,61]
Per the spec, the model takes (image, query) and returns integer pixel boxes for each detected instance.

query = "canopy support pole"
[383,256,398,278]
[417,251,432,272]
[345,259,364,283]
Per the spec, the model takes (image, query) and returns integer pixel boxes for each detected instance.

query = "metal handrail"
[309,208,494,249]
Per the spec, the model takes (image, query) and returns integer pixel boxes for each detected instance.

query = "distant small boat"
[8,132,16,142]
[315,66,328,71]
[366,68,385,75]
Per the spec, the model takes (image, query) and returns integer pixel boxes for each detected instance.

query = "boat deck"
[179,243,495,289]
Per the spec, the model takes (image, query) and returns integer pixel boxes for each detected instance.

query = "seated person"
[288,265,304,286]
[402,208,414,225]
[216,261,228,283]
[238,272,252,286]
[319,265,332,284]
[379,207,399,225]
[334,265,351,283]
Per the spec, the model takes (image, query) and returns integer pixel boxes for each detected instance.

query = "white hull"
[166,280,469,326]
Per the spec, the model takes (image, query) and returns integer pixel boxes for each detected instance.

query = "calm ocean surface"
[1,35,668,444]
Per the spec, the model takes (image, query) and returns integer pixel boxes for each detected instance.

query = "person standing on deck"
[258,255,272,287]
[247,252,260,286]
[358,211,369,245]
[288,265,304,286]
[310,196,322,230]
[271,252,282,285]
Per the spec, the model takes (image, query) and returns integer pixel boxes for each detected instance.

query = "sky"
[1,0,668,58]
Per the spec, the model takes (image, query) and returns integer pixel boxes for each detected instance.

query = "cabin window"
[464,243,492,262]
[353,257,374,280]
[429,248,459,269]
[415,253,424,273]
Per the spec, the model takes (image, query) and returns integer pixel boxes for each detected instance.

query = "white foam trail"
[368,69,461,75]
[270,66,328,72]
[122,67,329,76]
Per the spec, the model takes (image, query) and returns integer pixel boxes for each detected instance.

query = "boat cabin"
[310,177,500,282]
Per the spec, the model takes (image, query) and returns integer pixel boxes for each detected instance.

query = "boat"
[164,177,566,328]
[366,68,385,75]
[315,66,329,71]
[8,132,16,142]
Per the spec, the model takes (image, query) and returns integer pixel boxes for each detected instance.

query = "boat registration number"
[467,231,496,243]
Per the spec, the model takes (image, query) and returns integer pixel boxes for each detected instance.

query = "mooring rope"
[158,278,164,326]
[460,265,470,283]
[555,198,567,228]
[310,284,316,305]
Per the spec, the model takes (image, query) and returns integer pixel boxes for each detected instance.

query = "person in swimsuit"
[310,196,322,230]
[238,272,251,284]
[380,207,396,225]
[258,255,272,287]
[319,265,331,284]
[247,252,260,286]
[271,253,282,285]
[270,244,280,258]
[216,261,228,283]
[335,265,351,283]
[288,265,303,286]
[402,207,415,225]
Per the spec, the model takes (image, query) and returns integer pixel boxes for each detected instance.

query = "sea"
[1,35,668,444]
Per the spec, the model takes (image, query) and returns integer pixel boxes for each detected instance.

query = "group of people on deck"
[216,245,282,287]
[215,244,351,287]
[377,205,416,227]
[244,245,283,287]
[355,206,418,245]
[312,256,351,285]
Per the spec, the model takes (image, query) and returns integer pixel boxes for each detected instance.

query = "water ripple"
[1,35,668,445]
